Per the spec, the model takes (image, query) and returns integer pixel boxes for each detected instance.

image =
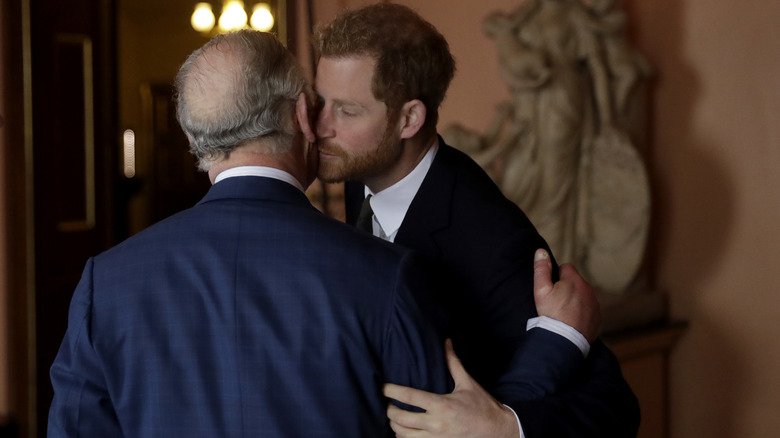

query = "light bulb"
[250,3,274,32]
[219,0,248,32]
[191,3,215,33]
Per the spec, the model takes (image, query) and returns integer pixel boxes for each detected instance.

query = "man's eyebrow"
[318,95,365,109]
[336,99,362,107]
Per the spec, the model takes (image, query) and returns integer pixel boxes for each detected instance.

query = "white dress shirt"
[214,165,305,192]
[363,140,438,242]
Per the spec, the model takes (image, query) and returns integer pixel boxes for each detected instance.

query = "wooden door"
[141,83,211,224]
[29,0,117,435]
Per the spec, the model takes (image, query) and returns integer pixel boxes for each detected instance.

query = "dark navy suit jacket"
[346,139,640,437]
[48,176,450,438]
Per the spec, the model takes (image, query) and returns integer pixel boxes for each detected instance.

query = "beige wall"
[627,1,780,436]
[312,1,780,437]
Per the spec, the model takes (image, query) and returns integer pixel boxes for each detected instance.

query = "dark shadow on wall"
[625,0,741,436]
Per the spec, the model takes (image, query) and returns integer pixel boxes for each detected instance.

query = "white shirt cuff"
[526,316,590,357]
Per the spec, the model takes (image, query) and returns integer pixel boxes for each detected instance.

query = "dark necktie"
[356,195,374,234]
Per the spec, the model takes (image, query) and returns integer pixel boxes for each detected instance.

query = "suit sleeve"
[491,328,584,401]
[382,252,453,409]
[485,234,640,437]
[508,340,641,438]
[47,258,124,437]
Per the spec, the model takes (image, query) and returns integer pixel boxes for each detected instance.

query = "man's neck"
[207,141,306,186]
[364,132,436,194]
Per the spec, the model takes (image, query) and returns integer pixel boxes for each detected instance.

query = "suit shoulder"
[435,144,534,230]
[321,215,412,261]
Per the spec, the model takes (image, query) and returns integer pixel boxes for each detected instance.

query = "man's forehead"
[315,55,376,90]
[316,55,376,75]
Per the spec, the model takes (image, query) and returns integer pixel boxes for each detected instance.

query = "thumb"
[533,249,554,300]
[445,339,472,389]
[558,262,583,281]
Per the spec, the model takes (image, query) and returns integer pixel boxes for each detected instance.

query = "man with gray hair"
[47,30,450,437]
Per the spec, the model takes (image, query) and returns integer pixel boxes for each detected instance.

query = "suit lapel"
[394,139,456,259]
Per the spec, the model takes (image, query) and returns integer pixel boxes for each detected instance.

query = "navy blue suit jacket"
[346,139,640,437]
[48,176,451,438]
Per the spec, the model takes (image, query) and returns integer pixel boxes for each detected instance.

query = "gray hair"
[175,30,309,170]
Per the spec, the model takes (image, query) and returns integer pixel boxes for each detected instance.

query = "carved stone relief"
[444,0,653,294]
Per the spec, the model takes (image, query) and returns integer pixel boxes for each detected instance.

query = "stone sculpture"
[445,0,652,293]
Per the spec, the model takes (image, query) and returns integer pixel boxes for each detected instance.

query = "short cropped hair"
[175,30,309,170]
[312,3,456,132]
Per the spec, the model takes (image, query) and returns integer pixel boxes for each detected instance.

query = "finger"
[387,403,427,432]
[445,339,473,389]
[533,249,554,297]
[388,421,420,438]
[384,383,439,411]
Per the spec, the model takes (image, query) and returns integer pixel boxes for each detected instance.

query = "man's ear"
[398,99,427,140]
[296,93,316,144]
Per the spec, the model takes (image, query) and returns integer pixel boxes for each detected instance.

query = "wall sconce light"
[191,1,276,34]
[191,3,217,33]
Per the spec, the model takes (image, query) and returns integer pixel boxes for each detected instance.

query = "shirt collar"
[214,166,305,193]
[366,138,439,241]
